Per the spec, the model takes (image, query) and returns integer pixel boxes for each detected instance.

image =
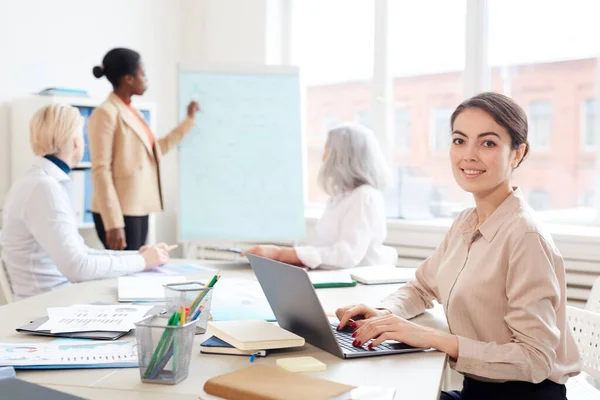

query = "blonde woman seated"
[1,104,174,300]
[242,123,397,269]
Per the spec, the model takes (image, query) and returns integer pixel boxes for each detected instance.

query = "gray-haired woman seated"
[243,123,398,269]
[0,104,175,300]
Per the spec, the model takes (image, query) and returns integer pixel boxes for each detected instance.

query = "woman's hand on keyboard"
[350,313,456,356]
[335,304,391,331]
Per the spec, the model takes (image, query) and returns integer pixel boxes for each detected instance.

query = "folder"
[16,305,163,340]
[200,336,267,357]
[203,365,354,400]
[16,317,127,340]
[207,320,304,351]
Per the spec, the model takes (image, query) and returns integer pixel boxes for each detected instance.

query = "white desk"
[0,260,448,400]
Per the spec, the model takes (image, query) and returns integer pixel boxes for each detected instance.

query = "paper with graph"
[178,66,305,241]
[0,340,138,368]
[36,304,153,333]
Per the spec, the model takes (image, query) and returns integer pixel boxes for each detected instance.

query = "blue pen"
[150,343,174,379]
[250,353,257,363]
[191,308,202,321]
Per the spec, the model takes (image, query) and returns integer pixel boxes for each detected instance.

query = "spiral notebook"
[0,340,138,369]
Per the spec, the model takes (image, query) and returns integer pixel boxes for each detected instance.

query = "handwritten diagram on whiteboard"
[177,66,305,242]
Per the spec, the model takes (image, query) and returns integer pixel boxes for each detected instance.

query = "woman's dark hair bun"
[92,66,104,78]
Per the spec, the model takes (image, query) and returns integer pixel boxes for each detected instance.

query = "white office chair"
[566,306,600,398]
[586,277,600,313]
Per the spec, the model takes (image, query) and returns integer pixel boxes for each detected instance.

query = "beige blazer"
[88,93,194,230]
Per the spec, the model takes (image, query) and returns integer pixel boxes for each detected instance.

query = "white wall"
[0,0,185,248]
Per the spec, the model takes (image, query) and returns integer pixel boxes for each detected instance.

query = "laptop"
[247,254,425,359]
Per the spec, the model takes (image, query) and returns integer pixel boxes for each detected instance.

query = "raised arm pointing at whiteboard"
[88,48,200,250]
[242,123,398,269]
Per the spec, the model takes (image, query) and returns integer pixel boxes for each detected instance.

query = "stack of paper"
[36,304,153,333]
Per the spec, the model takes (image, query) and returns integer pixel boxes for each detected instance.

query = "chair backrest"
[0,259,14,304]
[567,305,600,381]
[586,277,600,313]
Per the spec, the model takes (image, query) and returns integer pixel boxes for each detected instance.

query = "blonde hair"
[29,104,83,156]
[318,123,390,196]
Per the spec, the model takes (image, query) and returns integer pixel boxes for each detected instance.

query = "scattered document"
[37,304,153,333]
[0,340,138,368]
[117,276,186,302]
[131,263,217,277]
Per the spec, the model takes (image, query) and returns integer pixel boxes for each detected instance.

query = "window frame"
[288,0,600,239]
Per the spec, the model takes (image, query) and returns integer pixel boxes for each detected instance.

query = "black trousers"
[93,213,149,251]
[440,377,567,400]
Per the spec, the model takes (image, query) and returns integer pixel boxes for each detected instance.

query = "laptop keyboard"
[330,323,401,353]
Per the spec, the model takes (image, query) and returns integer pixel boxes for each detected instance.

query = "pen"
[191,308,202,321]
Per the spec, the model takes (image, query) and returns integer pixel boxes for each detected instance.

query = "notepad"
[200,336,267,357]
[117,276,186,302]
[276,356,326,372]
[308,270,356,288]
[207,320,305,351]
[349,266,416,285]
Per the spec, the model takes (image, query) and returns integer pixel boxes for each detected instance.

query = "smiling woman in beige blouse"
[336,92,581,400]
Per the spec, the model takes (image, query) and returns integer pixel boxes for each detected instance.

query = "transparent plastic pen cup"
[163,281,213,334]
[134,314,196,385]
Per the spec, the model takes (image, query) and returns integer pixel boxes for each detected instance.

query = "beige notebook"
[204,365,354,400]
[207,320,305,351]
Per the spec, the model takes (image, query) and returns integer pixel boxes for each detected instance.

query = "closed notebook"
[349,266,416,285]
[207,320,304,351]
[200,336,267,357]
[308,271,356,288]
[203,364,354,400]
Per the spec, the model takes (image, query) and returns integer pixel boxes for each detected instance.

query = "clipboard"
[16,305,165,340]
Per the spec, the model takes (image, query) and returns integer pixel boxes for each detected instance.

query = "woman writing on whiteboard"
[242,123,398,269]
[89,48,200,250]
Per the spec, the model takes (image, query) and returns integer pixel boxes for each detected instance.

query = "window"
[355,109,371,129]
[292,0,600,225]
[322,114,339,134]
[582,190,595,208]
[395,108,410,149]
[388,1,466,215]
[528,190,550,211]
[488,0,599,222]
[583,99,596,149]
[527,101,552,149]
[430,107,453,151]
[292,0,373,204]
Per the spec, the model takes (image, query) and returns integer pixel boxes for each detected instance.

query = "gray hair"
[318,123,390,196]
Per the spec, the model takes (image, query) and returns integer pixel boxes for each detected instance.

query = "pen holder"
[134,314,197,385]
[164,282,213,334]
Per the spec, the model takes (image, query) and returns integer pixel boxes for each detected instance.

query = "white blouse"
[295,185,397,269]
